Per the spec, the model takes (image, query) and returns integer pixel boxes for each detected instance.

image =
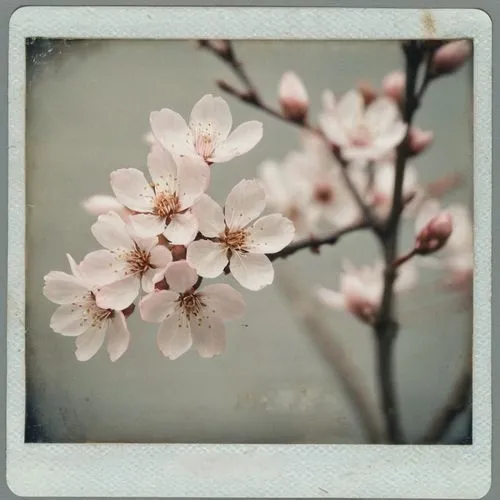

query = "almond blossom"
[186,179,295,291]
[79,211,173,310]
[149,94,263,164]
[319,89,407,161]
[110,144,209,243]
[140,261,245,359]
[278,71,309,121]
[316,259,418,324]
[43,254,131,362]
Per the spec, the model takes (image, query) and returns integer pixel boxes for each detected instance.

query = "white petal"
[445,204,473,253]
[130,213,166,238]
[75,324,107,362]
[79,249,127,286]
[211,121,263,163]
[106,312,131,362]
[141,267,167,293]
[43,271,89,305]
[200,283,246,320]
[415,199,442,233]
[164,212,198,245]
[140,290,179,322]
[258,160,289,208]
[224,179,266,230]
[164,260,198,293]
[365,97,400,134]
[149,245,173,268]
[315,287,346,310]
[230,252,274,291]
[189,94,233,142]
[157,309,192,360]
[373,122,408,154]
[91,211,134,250]
[82,195,127,217]
[394,262,419,293]
[50,304,89,336]
[66,254,83,280]
[147,143,178,194]
[149,108,197,157]
[190,311,226,358]
[95,275,140,310]
[177,156,210,209]
[246,214,295,254]
[191,194,225,237]
[186,240,228,278]
[318,113,348,146]
[322,89,336,112]
[110,168,155,213]
[337,90,364,129]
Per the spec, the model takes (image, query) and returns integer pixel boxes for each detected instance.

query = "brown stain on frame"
[421,10,437,38]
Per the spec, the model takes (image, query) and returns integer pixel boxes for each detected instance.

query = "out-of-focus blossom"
[110,145,209,244]
[408,127,434,156]
[316,260,418,324]
[43,254,131,362]
[82,195,131,220]
[382,70,405,102]
[186,179,295,291]
[79,212,173,310]
[278,71,309,121]
[432,40,472,76]
[414,199,453,255]
[357,80,377,106]
[319,89,407,161]
[140,261,245,359]
[322,90,336,112]
[150,94,263,164]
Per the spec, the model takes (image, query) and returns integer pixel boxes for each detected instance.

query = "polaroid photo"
[6,6,491,498]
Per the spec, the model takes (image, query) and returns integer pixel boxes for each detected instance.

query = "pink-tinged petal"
[322,89,336,112]
[43,271,89,305]
[75,324,107,362]
[140,290,179,323]
[106,311,130,362]
[200,283,246,320]
[446,204,473,252]
[229,252,274,291]
[382,71,405,101]
[130,213,166,238]
[211,121,263,163]
[318,113,348,146]
[224,179,266,230]
[147,143,178,194]
[149,108,196,157]
[190,311,226,358]
[95,275,140,310]
[79,249,127,286]
[149,245,173,268]
[337,90,364,129]
[365,97,400,134]
[91,211,134,250]
[82,195,127,218]
[164,260,198,293]
[66,254,83,279]
[189,94,233,142]
[415,199,441,233]
[278,72,309,120]
[373,122,408,153]
[246,214,295,254]
[186,240,228,278]
[141,267,166,293]
[164,212,198,245]
[342,145,387,162]
[177,156,210,209]
[315,287,345,310]
[157,309,192,359]
[50,304,89,336]
[110,168,155,213]
[191,194,225,237]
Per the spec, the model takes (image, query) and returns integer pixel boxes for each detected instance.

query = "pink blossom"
[319,89,407,161]
[110,144,209,243]
[79,212,173,310]
[186,179,295,291]
[414,200,453,255]
[432,40,472,76]
[149,94,263,164]
[140,261,245,359]
[82,195,131,220]
[278,71,309,121]
[43,254,131,362]
[382,70,405,102]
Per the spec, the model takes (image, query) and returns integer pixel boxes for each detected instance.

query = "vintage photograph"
[26,36,473,446]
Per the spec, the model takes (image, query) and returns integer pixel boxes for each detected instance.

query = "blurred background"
[25,39,473,444]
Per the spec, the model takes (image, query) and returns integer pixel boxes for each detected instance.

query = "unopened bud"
[408,127,434,155]
[210,40,231,56]
[382,70,406,102]
[278,71,309,122]
[415,212,453,254]
[171,245,187,261]
[357,80,377,106]
[431,40,471,76]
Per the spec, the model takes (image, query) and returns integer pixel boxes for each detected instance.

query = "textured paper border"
[7,7,492,498]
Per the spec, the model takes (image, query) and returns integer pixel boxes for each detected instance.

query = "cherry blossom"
[43,254,131,362]
[82,194,131,220]
[278,71,309,121]
[140,261,245,359]
[79,212,173,310]
[149,94,263,164]
[319,89,407,161]
[186,179,295,291]
[110,144,209,243]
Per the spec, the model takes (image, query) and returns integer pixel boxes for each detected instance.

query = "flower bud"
[357,80,377,106]
[278,71,309,121]
[431,40,471,76]
[408,127,434,155]
[415,211,453,255]
[382,70,406,102]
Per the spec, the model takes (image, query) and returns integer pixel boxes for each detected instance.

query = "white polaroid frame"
[7,7,492,498]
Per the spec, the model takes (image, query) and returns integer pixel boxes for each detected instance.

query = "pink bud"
[210,40,231,55]
[415,211,453,255]
[432,40,471,76]
[382,71,406,102]
[278,71,309,121]
[408,127,434,155]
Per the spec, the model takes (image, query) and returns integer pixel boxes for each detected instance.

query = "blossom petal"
[91,211,134,250]
[319,113,348,146]
[50,304,89,336]
[373,122,408,154]
[365,97,400,134]
[140,290,179,323]
[211,121,263,163]
[316,287,346,310]
[95,275,140,310]
[192,194,225,237]
[141,267,166,293]
[164,212,198,245]
[200,283,246,320]
[246,214,295,254]
[110,168,155,213]
[186,240,228,278]
[106,312,130,362]
[43,271,89,305]
[157,309,192,360]
[83,195,127,218]
[189,94,233,142]
[415,199,441,233]
[79,249,127,286]
[75,324,107,362]
[130,214,166,238]
[147,143,178,194]
[230,252,274,291]
[190,311,226,358]
[337,90,364,129]
[164,260,198,293]
[149,245,173,268]
[224,179,266,230]
[177,156,210,209]
[394,261,419,293]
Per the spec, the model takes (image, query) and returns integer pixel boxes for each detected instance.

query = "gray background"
[25,38,472,444]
